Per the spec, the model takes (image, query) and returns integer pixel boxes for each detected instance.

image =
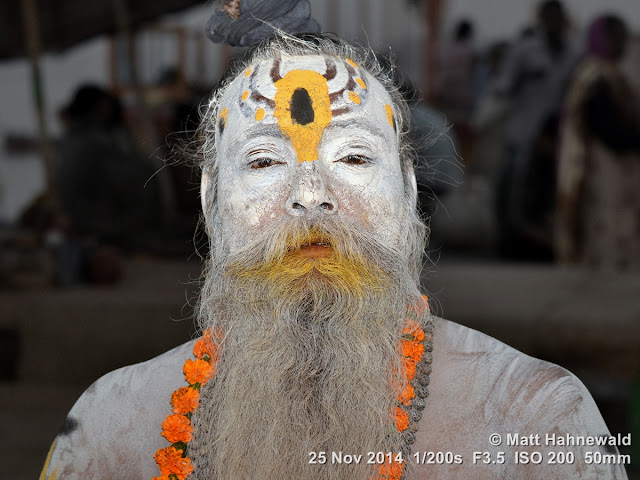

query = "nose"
[285,163,337,216]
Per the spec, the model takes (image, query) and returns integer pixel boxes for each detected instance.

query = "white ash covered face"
[202,54,408,254]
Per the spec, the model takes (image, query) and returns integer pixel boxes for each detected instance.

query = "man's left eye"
[338,155,369,165]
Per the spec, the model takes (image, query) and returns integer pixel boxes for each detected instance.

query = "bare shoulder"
[40,341,195,479]
[411,317,627,479]
[430,316,598,423]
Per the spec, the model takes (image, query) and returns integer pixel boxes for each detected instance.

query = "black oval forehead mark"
[290,88,314,125]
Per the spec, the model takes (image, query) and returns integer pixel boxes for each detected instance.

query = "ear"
[404,161,419,209]
[200,168,213,215]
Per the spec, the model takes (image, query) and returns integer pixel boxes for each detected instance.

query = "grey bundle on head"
[206,0,321,47]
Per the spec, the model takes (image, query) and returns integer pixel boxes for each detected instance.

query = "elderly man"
[40,33,626,480]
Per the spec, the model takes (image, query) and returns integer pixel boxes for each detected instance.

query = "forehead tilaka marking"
[384,104,396,131]
[274,69,331,163]
[220,56,400,163]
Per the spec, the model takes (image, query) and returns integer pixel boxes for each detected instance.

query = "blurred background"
[0,0,638,477]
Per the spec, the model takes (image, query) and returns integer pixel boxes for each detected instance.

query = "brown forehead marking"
[324,58,337,80]
[246,63,275,108]
[270,58,282,82]
[330,107,351,117]
[250,91,275,108]
[326,59,358,107]
[343,62,358,89]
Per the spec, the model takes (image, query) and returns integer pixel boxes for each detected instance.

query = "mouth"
[298,240,333,258]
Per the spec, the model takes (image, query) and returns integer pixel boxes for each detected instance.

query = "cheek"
[332,176,406,245]
[218,173,289,233]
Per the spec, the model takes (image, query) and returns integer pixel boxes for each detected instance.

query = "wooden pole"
[112,0,143,105]
[423,0,444,104]
[21,0,58,209]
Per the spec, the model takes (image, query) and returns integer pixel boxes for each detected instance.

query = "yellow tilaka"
[385,104,394,128]
[274,70,332,163]
[219,107,229,124]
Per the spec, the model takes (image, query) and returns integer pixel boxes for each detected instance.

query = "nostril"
[320,202,334,211]
[292,202,305,210]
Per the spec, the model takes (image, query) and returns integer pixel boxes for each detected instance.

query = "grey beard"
[190,215,425,479]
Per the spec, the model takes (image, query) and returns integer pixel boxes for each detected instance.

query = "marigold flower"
[394,407,410,432]
[403,319,425,342]
[154,446,194,480]
[171,386,200,415]
[397,382,415,405]
[161,413,193,444]
[400,339,424,363]
[420,294,430,312]
[378,456,404,479]
[183,358,214,385]
[401,357,416,381]
[193,335,218,362]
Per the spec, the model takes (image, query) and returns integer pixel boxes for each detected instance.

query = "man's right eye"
[249,158,284,169]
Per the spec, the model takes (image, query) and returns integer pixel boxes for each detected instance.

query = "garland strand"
[152,328,222,480]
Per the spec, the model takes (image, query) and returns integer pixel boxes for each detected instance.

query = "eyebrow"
[242,125,287,141]
[324,120,387,141]
[229,119,388,154]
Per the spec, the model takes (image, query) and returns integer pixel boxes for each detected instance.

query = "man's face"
[205,54,408,255]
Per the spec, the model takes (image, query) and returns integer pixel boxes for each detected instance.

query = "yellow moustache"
[229,228,385,298]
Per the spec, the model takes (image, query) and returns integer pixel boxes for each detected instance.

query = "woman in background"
[556,14,640,270]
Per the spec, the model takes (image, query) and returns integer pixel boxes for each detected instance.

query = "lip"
[298,241,333,258]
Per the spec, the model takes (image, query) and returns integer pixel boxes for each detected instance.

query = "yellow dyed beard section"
[227,228,387,300]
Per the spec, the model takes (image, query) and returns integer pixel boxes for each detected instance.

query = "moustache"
[222,218,393,300]
[224,216,393,265]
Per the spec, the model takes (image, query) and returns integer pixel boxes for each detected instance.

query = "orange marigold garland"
[378,458,405,480]
[376,295,432,480]
[183,358,214,385]
[154,296,432,480]
[171,387,200,416]
[154,328,222,480]
[393,407,410,432]
[161,414,193,444]
[153,446,194,480]
[193,328,221,361]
